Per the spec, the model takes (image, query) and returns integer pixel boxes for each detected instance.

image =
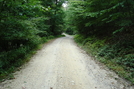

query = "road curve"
[0,36,133,89]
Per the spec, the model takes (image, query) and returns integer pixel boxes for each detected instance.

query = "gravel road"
[0,35,133,89]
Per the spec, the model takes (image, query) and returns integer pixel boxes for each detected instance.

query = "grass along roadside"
[74,35,134,85]
[0,35,65,82]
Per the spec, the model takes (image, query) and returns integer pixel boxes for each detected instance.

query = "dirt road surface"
[0,35,134,89]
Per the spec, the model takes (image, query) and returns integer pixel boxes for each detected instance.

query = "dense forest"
[0,0,65,80]
[0,0,134,84]
[65,0,134,83]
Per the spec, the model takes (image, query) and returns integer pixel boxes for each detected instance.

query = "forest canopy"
[0,0,65,79]
[64,0,134,83]
[1,0,134,84]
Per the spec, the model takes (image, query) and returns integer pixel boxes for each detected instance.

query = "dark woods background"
[0,0,65,79]
[64,0,134,83]
[0,0,134,84]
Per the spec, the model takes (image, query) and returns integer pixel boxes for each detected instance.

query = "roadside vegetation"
[64,0,134,84]
[0,0,65,81]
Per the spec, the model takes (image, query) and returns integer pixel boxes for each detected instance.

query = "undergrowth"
[75,34,134,84]
[0,35,64,82]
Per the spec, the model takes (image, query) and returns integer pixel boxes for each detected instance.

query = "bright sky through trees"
[62,1,68,7]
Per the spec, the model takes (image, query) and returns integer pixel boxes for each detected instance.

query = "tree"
[64,0,134,83]
[0,0,65,77]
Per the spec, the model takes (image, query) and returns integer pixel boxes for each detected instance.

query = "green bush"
[0,0,65,81]
[0,18,43,79]
[31,17,51,37]
[65,28,74,35]
[74,35,134,84]
[41,37,47,43]
[74,35,84,43]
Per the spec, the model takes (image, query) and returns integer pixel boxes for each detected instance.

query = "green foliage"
[98,43,134,83]
[66,0,134,83]
[0,0,65,80]
[75,35,134,84]
[74,35,84,43]
[65,28,74,35]
[65,0,134,37]
[40,0,65,36]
